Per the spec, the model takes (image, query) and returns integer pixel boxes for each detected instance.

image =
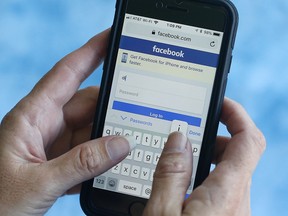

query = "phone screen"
[92,12,224,199]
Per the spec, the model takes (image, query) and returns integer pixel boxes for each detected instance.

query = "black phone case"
[80,0,238,215]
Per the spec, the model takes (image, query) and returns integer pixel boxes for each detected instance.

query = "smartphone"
[81,0,238,215]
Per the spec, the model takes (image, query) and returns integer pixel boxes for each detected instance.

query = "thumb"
[45,135,136,196]
[143,132,193,216]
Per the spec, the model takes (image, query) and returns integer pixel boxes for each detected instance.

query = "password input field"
[115,71,206,115]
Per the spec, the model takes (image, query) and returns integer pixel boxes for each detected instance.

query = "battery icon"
[213,32,221,37]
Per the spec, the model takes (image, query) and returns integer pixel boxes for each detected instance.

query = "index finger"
[220,98,266,173]
[182,98,266,215]
[5,29,110,148]
[31,29,109,108]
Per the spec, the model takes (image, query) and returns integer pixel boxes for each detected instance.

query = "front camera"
[156,1,164,8]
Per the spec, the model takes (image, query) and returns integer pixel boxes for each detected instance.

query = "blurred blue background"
[0,0,287,215]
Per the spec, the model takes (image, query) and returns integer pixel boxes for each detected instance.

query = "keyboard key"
[131,165,140,178]
[140,167,150,180]
[121,163,131,176]
[187,126,204,141]
[118,180,142,196]
[114,127,123,136]
[144,151,153,164]
[134,149,144,162]
[133,131,142,144]
[93,176,106,189]
[142,133,152,146]
[170,120,188,135]
[142,185,152,198]
[192,144,201,157]
[161,137,167,149]
[126,150,134,160]
[111,163,121,174]
[107,177,118,191]
[103,125,113,136]
[153,153,161,165]
[123,129,133,136]
[151,135,161,148]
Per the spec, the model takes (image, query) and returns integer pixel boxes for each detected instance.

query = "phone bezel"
[81,0,238,215]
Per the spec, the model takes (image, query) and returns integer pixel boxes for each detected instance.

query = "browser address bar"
[124,22,220,53]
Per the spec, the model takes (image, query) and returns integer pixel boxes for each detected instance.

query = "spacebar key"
[118,180,142,196]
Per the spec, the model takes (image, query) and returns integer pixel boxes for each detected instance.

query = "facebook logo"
[152,45,185,58]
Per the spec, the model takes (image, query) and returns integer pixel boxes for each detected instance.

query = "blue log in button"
[112,101,201,127]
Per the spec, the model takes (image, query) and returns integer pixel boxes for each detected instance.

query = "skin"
[144,98,266,216]
[0,29,266,216]
[0,29,135,215]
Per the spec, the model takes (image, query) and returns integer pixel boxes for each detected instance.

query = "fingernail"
[106,136,137,160]
[124,135,138,150]
[165,132,188,153]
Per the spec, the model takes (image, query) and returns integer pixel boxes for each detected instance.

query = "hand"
[143,98,266,216]
[0,29,135,215]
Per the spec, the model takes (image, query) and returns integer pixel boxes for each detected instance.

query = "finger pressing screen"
[143,132,193,216]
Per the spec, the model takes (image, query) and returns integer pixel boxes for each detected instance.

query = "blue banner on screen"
[119,36,219,67]
[112,101,201,127]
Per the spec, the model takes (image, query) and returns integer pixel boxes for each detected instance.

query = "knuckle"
[1,110,19,127]
[253,128,266,154]
[154,154,188,178]
[75,144,103,174]
[1,112,11,125]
